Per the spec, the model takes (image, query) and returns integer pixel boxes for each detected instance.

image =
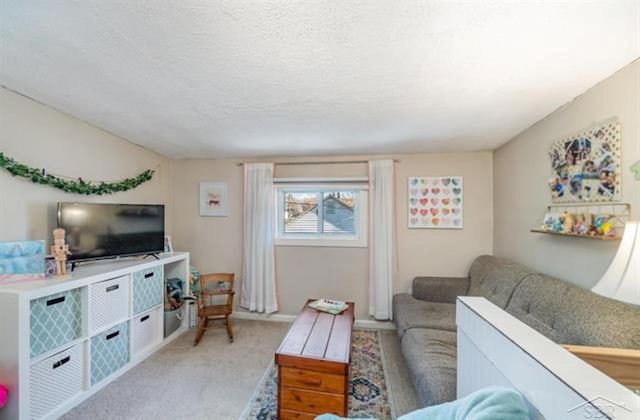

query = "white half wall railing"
[457,297,639,420]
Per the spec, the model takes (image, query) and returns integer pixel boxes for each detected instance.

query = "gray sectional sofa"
[392,255,640,407]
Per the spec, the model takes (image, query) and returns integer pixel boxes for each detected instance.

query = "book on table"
[307,298,348,315]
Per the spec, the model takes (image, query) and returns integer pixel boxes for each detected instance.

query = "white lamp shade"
[592,221,640,305]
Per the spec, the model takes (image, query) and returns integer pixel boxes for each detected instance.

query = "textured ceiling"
[0,1,639,159]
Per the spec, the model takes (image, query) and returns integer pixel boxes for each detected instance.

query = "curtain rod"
[235,159,400,167]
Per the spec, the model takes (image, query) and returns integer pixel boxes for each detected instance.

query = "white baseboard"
[354,319,396,330]
[231,310,396,330]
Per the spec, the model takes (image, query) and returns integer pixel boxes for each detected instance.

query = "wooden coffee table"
[275,299,354,419]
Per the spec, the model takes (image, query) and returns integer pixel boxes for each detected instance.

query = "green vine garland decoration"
[0,152,155,195]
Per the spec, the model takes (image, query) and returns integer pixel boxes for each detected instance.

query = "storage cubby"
[132,265,164,315]
[30,288,83,359]
[89,275,130,333]
[131,306,163,356]
[90,321,130,386]
[163,260,189,338]
[29,341,87,419]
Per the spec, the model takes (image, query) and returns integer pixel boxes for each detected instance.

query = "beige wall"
[0,87,173,245]
[172,152,493,319]
[493,60,640,289]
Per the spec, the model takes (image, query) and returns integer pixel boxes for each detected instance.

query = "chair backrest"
[199,273,235,308]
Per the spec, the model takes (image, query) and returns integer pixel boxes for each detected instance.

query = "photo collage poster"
[548,119,621,203]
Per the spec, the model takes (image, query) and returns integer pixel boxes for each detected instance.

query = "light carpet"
[240,330,394,419]
[63,319,419,419]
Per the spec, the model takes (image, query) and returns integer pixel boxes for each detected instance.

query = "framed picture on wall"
[548,118,621,203]
[408,176,463,229]
[199,182,229,217]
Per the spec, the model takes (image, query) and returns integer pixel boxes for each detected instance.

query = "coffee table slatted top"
[276,300,354,374]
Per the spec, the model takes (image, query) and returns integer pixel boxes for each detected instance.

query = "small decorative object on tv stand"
[0,240,45,284]
[531,203,630,240]
[51,228,71,276]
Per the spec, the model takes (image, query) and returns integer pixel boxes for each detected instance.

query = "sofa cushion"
[467,255,536,308]
[412,276,469,304]
[556,281,640,349]
[505,274,574,343]
[401,328,457,407]
[506,274,640,349]
[393,294,456,338]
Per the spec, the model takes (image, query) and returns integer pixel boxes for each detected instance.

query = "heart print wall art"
[408,177,463,229]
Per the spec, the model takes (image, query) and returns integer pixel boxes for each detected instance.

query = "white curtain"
[369,159,397,320]
[241,163,278,314]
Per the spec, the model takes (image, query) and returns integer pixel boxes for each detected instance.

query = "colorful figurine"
[51,228,71,276]
[573,213,589,235]
[542,213,557,231]
[594,215,615,237]
[559,211,576,234]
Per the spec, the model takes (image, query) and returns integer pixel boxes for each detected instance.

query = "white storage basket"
[132,266,163,315]
[89,275,130,333]
[29,343,86,419]
[132,309,160,356]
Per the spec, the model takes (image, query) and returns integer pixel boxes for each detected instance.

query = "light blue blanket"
[316,386,529,420]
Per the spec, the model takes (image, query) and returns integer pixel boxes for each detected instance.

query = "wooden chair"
[194,273,235,345]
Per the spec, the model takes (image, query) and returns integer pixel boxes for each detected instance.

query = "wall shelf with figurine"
[531,203,630,241]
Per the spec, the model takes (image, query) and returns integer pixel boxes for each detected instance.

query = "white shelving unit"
[0,252,190,420]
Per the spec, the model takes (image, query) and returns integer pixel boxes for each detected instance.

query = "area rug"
[240,330,395,419]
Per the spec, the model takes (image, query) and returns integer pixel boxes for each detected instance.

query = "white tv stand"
[0,252,190,420]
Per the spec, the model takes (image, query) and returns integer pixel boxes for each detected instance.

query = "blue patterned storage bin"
[30,289,82,358]
[90,322,129,385]
[132,265,163,315]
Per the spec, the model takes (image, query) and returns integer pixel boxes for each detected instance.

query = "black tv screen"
[57,203,165,261]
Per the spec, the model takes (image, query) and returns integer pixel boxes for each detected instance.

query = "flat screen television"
[57,202,165,262]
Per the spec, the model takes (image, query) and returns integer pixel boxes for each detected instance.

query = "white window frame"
[274,178,368,248]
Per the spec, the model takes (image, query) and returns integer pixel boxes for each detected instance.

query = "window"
[276,182,368,247]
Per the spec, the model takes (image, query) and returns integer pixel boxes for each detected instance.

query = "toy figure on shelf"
[582,213,598,236]
[573,214,589,236]
[542,213,557,231]
[551,216,562,232]
[51,228,71,276]
[594,215,615,237]
[559,211,576,234]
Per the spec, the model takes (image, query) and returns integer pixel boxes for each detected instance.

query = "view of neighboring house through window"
[284,191,356,234]
[276,186,367,247]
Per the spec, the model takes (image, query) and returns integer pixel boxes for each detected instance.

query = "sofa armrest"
[412,276,469,303]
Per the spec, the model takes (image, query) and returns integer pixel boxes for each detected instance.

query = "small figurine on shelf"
[559,211,576,234]
[542,213,557,231]
[51,228,71,276]
[573,214,589,236]
[583,213,599,236]
[594,215,615,238]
